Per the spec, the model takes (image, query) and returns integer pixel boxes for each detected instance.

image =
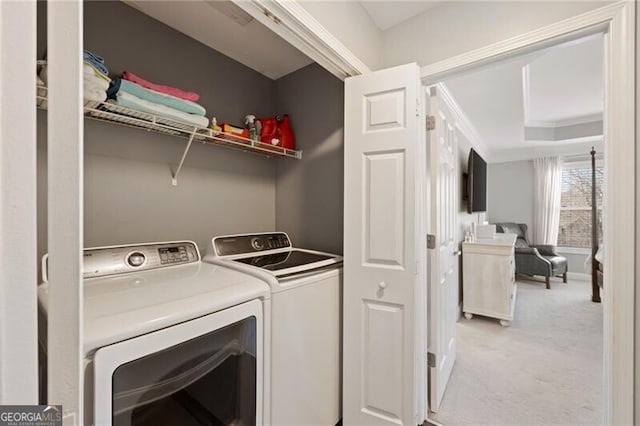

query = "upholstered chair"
[494,222,568,289]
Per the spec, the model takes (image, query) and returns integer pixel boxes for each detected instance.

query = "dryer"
[38,241,270,426]
[204,233,343,426]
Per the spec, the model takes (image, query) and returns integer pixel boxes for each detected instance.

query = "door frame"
[419,3,634,424]
[250,0,635,424]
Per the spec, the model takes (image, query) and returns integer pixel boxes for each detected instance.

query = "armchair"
[494,222,568,289]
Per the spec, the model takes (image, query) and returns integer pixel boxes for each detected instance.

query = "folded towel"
[84,61,110,83]
[37,63,105,104]
[122,71,200,102]
[39,62,109,87]
[84,87,107,103]
[83,50,108,76]
[109,91,209,128]
[108,78,206,116]
[85,67,109,91]
[85,77,107,99]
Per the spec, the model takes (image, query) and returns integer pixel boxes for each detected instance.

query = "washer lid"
[38,262,269,354]
[232,249,335,271]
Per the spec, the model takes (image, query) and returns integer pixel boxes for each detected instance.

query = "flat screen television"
[463,148,487,214]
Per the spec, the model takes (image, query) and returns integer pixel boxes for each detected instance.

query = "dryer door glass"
[111,317,257,426]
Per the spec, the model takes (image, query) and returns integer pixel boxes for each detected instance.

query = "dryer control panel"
[214,233,291,256]
[42,241,200,282]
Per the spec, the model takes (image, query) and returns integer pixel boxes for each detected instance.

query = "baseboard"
[567,272,590,281]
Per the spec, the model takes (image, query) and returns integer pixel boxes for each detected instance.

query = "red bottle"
[278,114,295,150]
[257,117,280,146]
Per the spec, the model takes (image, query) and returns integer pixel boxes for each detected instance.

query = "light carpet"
[431,277,603,426]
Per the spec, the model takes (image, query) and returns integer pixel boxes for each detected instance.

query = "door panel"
[364,151,405,267]
[365,89,407,131]
[363,300,404,421]
[344,63,425,426]
[428,85,458,413]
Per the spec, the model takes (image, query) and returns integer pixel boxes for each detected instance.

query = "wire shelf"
[36,80,302,184]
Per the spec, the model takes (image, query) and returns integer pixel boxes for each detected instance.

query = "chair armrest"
[515,247,539,255]
[514,247,552,276]
[530,244,558,256]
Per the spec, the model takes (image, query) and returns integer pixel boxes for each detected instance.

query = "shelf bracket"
[171,129,197,186]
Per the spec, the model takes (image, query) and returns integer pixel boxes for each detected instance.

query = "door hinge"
[427,234,436,249]
[426,115,436,131]
[427,352,436,368]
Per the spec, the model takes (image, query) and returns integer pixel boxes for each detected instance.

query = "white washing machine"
[38,241,270,426]
[204,233,343,426]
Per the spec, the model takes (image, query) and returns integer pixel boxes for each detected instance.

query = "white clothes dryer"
[204,233,343,426]
[38,241,270,426]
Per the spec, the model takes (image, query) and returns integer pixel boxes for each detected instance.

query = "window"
[557,162,604,249]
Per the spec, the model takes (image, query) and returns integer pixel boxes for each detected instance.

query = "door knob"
[378,281,387,289]
[453,250,461,256]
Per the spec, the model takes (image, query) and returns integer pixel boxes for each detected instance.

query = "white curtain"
[533,156,563,245]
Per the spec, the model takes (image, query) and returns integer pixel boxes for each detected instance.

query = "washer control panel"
[215,233,291,256]
[42,241,200,282]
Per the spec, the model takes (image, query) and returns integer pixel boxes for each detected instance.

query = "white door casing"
[0,0,39,404]
[427,85,458,413]
[343,63,425,426]
[47,2,84,424]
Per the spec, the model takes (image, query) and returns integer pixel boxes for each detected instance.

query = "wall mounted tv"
[463,148,487,214]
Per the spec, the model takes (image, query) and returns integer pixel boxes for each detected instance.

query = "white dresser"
[462,234,517,327]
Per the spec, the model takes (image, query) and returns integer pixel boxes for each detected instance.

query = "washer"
[204,233,343,426]
[38,241,270,426]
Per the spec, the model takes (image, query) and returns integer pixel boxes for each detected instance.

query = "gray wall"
[274,64,344,255]
[487,160,535,229]
[556,251,589,274]
[37,1,278,261]
[36,1,345,265]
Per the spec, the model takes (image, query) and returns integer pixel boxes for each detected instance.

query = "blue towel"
[83,50,108,76]
[108,78,206,116]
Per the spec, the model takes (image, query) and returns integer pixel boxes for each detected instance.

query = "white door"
[343,63,427,426]
[427,85,459,413]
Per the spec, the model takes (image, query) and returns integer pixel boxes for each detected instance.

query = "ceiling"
[125,1,313,80]
[359,1,445,31]
[125,1,449,79]
[443,34,604,161]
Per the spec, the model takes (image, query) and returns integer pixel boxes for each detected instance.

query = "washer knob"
[127,252,146,267]
[251,237,264,251]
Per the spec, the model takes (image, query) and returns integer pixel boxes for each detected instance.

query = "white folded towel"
[84,64,109,90]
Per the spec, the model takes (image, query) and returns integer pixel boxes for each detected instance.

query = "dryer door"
[93,300,263,426]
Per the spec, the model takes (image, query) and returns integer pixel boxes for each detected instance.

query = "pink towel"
[122,71,200,102]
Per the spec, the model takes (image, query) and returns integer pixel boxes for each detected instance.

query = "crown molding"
[525,113,603,129]
[490,139,604,163]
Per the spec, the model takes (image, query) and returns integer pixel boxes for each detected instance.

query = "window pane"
[558,163,604,248]
[558,208,603,248]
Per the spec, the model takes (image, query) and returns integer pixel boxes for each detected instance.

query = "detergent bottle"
[278,114,295,150]
[258,117,280,146]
